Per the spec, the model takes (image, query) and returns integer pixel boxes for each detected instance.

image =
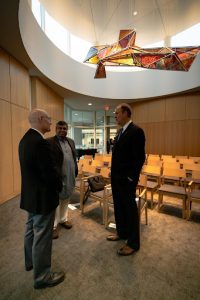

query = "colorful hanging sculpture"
[84,29,200,78]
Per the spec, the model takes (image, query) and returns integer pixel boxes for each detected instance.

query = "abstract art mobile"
[84,29,200,78]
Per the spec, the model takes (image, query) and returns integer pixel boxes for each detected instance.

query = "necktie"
[117,128,123,141]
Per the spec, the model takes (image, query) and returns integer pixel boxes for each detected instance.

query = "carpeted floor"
[0,192,200,300]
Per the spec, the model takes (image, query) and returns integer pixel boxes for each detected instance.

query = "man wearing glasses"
[19,109,65,289]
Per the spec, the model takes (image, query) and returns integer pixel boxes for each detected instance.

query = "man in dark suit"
[107,103,145,256]
[19,109,65,289]
[48,121,78,239]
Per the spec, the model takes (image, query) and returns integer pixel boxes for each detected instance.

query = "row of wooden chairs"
[147,154,200,164]
[75,162,200,231]
[141,164,200,219]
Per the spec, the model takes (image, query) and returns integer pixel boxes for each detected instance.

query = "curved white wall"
[19,0,200,99]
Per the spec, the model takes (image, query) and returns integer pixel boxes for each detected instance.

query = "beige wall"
[0,49,64,204]
[0,49,30,204]
[31,77,64,137]
[131,94,200,156]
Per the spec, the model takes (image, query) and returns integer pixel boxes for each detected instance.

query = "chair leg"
[158,193,162,212]
[182,197,186,219]
[145,205,148,225]
[187,199,191,220]
[151,191,154,209]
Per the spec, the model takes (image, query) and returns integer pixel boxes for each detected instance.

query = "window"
[32,0,41,26]
[45,11,69,54]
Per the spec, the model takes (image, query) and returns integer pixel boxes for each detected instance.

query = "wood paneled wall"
[0,49,64,204]
[131,94,200,156]
[31,78,64,137]
[0,48,30,204]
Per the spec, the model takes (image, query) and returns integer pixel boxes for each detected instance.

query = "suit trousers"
[54,197,70,228]
[111,177,140,250]
[24,211,55,284]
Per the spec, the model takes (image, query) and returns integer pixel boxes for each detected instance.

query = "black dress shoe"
[25,266,33,271]
[34,271,65,289]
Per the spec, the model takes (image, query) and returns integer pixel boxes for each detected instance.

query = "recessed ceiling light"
[88,103,92,106]
[133,11,138,16]
[74,113,78,116]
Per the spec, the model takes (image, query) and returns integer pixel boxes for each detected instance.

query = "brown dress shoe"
[117,245,136,256]
[53,228,59,239]
[106,234,120,241]
[60,221,72,229]
[34,271,65,289]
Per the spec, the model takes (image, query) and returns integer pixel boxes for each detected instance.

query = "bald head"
[28,109,52,134]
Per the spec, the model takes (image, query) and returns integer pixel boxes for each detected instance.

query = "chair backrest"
[146,159,163,167]
[179,158,195,165]
[162,157,177,163]
[189,156,200,164]
[148,154,160,158]
[84,155,93,160]
[100,167,111,178]
[138,173,147,187]
[161,155,173,160]
[163,167,186,178]
[191,170,200,180]
[91,160,104,167]
[82,164,97,175]
[102,155,112,162]
[142,164,161,176]
[162,161,181,170]
[175,155,188,161]
[94,153,103,161]
[182,163,200,172]
[81,158,91,167]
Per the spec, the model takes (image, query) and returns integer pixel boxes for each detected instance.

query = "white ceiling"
[1,0,200,112]
[40,0,200,46]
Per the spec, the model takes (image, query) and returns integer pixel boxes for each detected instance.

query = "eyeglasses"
[41,115,51,122]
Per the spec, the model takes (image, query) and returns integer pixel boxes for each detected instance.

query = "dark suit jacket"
[47,136,78,177]
[111,122,145,185]
[19,129,62,214]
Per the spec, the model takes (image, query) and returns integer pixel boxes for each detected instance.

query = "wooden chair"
[94,153,103,161]
[147,158,163,167]
[84,155,93,160]
[175,155,188,161]
[182,163,200,178]
[102,155,112,167]
[189,156,200,164]
[104,174,148,229]
[91,159,104,168]
[79,168,112,224]
[148,154,160,159]
[142,165,162,209]
[158,168,187,218]
[187,170,200,220]
[161,157,177,164]
[179,158,195,166]
[162,161,181,170]
[161,154,173,160]
[75,164,97,194]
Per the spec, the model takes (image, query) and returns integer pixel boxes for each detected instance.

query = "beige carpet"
[0,192,200,300]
